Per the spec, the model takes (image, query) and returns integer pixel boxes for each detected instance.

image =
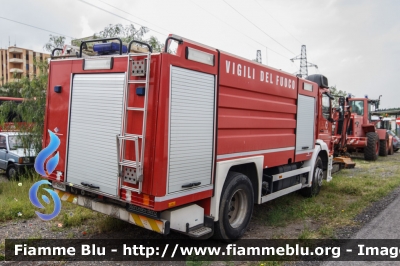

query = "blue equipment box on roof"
[93,42,128,55]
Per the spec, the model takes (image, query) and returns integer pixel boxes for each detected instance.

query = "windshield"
[350,100,364,116]
[8,135,30,150]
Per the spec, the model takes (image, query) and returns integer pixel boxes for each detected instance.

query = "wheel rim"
[315,167,323,187]
[375,142,379,155]
[227,189,248,228]
[8,168,16,178]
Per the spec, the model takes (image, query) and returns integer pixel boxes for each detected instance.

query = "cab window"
[322,94,331,119]
[0,136,6,149]
[350,100,364,116]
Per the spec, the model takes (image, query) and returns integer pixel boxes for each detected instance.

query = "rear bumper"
[54,189,170,235]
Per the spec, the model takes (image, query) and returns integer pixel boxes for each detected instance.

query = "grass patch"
[254,154,400,238]
[0,173,41,222]
[0,171,127,235]
[0,171,98,228]
[94,216,128,233]
[61,203,98,227]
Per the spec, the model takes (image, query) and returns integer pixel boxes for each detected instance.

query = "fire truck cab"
[44,35,333,240]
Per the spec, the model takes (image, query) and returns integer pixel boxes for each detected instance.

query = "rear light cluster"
[120,188,155,209]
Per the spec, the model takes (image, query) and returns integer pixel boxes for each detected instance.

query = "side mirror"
[338,97,345,107]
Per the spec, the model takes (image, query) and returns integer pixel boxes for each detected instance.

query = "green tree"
[148,36,163,52]
[98,23,148,42]
[0,61,47,153]
[96,24,163,52]
[0,79,23,98]
[329,86,347,107]
[43,35,66,55]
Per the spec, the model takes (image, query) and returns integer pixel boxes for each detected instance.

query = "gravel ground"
[290,185,400,266]
[3,186,400,266]
[2,161,400,265]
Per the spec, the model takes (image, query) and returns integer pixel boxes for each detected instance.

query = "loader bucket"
[333,157,356,169]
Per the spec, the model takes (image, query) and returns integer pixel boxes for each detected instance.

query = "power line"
[188,0,259,50]
[254,0,303,45]
[78,0,167,37]
[0,16,75,39]
[222,0,295,55]
[96,0,170,35]
[84,0,290,60]
[188,0,290,59]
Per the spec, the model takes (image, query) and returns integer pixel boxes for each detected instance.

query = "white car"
[0,132,36,178]
[387,130,400,152]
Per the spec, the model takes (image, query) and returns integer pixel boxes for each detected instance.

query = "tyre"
[6,164,17,179]
[364,132,379,161]
[379,132,389,157]
[301,156,323,197]
[214,171,254,241]
[388,139,394,155]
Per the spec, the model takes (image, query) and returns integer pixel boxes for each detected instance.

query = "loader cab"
[349,97,379,124]
[348,97,380,137]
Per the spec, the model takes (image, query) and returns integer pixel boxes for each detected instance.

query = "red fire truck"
[44,35,336,240]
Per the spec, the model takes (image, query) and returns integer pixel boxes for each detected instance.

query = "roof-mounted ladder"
[117,52,151,195]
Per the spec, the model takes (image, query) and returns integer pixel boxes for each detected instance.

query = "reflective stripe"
[130,213,162,233]
[57,190,76,203]
[55,189,165,234]
[131,213,144,227]
[147,218,162,232]
[296,150,313,155]
[217,147,295,160]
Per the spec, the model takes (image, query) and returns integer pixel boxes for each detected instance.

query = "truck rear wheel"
[365,132,379,161]
[214,171,254,241]
[301,156,323,197]
[379,132,389,157]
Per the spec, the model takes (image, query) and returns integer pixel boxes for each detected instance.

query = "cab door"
[318,93,333,150]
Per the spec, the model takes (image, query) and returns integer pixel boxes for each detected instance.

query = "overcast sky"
[1,0,399,108]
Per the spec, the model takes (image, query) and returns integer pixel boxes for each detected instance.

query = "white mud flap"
[327,155,333,182]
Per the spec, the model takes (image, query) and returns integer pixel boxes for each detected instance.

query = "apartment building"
[0,46,50,86]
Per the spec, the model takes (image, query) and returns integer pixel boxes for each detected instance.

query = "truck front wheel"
[301,156,323,197]
[214,171,254,241]
[365,132,379,161]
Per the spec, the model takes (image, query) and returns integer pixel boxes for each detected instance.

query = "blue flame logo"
[29,130,62,220]
[29,180,61,220]
[34,130,60,176]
